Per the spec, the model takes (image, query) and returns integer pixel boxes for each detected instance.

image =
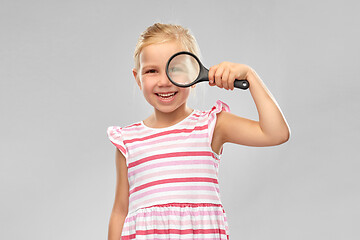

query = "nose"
[157,71,173,87]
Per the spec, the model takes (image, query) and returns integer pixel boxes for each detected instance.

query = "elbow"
[281,132,290,144]
[267,129,290,146]
[112,206,129,216]
[277,128,290,145]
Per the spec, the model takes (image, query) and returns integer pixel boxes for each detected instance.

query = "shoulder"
[209,100,230,117]
[213,110,231,143]
[214,110,232,131]
[205,99,231,142]
[107,126,121,137]
[205,99,231,123]
[107,121,142,140]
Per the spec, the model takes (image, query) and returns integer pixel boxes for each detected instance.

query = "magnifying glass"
[166,51,249,90]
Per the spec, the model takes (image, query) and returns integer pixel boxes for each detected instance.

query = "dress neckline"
[140,109,196,130]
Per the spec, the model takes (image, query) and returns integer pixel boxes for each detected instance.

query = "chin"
[153,104,180,113]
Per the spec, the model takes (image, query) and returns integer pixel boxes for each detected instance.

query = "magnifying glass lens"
[167,54,200,86]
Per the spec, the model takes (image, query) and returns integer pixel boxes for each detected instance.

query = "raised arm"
[209,62,290,147]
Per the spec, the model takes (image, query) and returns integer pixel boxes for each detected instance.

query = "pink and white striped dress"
[107,99,231,239]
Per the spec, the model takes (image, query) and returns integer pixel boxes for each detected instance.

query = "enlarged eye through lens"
[167,54,200,86]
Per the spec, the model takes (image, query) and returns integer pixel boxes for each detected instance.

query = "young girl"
[107,23,290,240]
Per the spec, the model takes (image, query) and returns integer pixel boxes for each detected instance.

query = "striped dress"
[107,99,231,239]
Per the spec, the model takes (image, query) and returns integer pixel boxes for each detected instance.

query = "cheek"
[141,78,155,93]
[179,88,191,98]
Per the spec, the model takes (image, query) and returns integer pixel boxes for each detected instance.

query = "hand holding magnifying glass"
[166,51,250,90]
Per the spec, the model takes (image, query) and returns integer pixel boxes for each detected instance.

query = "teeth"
[158,92,176,97]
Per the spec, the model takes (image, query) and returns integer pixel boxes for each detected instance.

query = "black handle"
[234,79,250,90]
[200,67,250,90]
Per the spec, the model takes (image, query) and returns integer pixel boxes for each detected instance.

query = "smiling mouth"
[155,92,178,98]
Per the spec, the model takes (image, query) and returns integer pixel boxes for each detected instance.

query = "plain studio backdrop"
[0,0,359,239]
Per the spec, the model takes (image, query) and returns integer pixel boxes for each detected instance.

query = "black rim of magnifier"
[166,51,203,87]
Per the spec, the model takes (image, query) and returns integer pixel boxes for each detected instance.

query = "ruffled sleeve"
[207,100,231,153]
[106,126,128,159]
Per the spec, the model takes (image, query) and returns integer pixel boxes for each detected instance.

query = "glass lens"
[167,54,200,86]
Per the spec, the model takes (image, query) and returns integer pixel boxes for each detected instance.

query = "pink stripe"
[123,122,142,128]
[123,219,225,229]
[135,168,216,183]
[129,177,218,195]
[123,211,225,231]
[124,215,225,228]
[132,194,221,212]
[122,228,227,239]
[123,237,227,240]
[124,203,228,234]
[187,115,204,121]
[128,133,208,151]
[124,238,227,240]
[124,125,208,144]
[144,202,223,208]
[129,151,213,168]
[175,115,206,127]
[124,117,207,138]
[121,124,144,132]
[128,159,217,177]
[111,142,127,156]
[130,185,220,201]
[126,203,224,221]
[122,127,151,136]
[130,141,210,158]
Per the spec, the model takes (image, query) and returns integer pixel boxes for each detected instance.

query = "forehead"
[139,41,185,67]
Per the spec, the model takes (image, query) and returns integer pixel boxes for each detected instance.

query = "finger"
[229,72,236,90]
[209,79,216,86]
[214,66,224,88]
[222,68,230,90]
[208,65,218,84]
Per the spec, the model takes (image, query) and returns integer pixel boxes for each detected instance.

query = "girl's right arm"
[108,149,129,240]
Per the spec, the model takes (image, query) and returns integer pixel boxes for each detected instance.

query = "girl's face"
[134,41,194,114]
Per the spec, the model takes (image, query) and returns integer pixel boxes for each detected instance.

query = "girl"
[107,23,290,240]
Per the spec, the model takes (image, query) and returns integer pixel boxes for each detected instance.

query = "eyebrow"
[141,64,158,69]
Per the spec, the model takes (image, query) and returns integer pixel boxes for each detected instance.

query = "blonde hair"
[134,23,201,70]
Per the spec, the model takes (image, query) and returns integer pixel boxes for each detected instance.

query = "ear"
[133,68,142,90]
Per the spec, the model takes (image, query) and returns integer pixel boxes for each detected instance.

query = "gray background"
[1,0,359,239]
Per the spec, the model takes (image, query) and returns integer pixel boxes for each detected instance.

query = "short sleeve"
[107,126,128,159]
[207,100,231,152]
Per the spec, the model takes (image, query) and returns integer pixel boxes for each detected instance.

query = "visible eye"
[145,69,157,74]
[169,67,184,73]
